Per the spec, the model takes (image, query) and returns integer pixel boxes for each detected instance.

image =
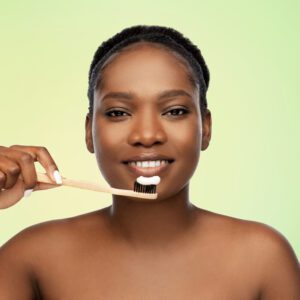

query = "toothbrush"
[36,172,160,200]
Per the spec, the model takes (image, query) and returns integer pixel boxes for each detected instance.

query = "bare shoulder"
[198,209,300,299]
[0,207,110,298]
[241,218,299,259]
[240,218,300,298]
[239,217,300,298]
[199,208,299,255]
[0,207,109,262]
[227,213,299,265]
[204,208,299,263]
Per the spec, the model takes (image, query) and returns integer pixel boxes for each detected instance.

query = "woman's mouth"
[123,159,174,177]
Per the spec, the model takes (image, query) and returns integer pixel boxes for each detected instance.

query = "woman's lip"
[124,162,173,177]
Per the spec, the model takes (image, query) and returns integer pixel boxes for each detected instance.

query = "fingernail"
[24,189,33,197]
[53,170,62,184]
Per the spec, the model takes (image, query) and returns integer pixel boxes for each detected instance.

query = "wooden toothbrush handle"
[37,172,113,193]
[36,172,157,200]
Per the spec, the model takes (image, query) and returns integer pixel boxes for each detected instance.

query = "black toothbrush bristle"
[134,181,157,194]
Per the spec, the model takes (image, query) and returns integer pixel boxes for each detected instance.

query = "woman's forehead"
[98,43,196,92]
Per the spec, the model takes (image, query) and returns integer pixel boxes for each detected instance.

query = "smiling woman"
[85,36,210,201]
[0,25,299,300]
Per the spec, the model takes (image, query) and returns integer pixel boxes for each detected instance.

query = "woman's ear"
[85,114,94,153]
[201,109,212,151]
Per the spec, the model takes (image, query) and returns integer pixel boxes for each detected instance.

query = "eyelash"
[105,108,190,118]
[164,108,190,116]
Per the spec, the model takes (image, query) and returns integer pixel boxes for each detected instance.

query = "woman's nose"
[127,110,168,147]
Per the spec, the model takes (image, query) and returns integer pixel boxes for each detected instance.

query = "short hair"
[87,25,210,118]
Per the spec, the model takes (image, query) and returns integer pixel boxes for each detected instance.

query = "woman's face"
[85,42,211,201]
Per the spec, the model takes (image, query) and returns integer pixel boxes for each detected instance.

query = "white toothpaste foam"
[136,176,161,185]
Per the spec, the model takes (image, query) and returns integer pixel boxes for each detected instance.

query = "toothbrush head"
[133,176,161,194]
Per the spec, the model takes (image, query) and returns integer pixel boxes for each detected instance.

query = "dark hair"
[87,25,210,118]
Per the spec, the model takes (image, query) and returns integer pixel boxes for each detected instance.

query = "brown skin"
[0,42,299,299]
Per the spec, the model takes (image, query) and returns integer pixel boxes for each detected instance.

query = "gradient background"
[0,1,299,259]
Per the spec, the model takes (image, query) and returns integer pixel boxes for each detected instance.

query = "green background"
[0,0,299,258]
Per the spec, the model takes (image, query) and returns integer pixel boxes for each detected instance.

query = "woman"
[0,25,299,299]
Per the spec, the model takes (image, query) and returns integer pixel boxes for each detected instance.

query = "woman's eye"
[105,108,189,119]
[164,108,189,116]
[105,110,129,118]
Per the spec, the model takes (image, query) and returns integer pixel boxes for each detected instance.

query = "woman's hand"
[0,145,62,209]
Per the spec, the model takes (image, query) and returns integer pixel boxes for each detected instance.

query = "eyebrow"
[100,89,192,103]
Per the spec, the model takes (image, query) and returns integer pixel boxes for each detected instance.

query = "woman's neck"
[107,184,198,250]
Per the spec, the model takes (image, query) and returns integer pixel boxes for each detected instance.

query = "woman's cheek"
[93,121,121,179]
[172,119,201,170]
[171,116,201,151]
[95,117,124,149]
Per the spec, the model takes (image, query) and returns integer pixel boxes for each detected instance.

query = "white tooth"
[137,161,142,167]
[155,160,160,166]
[141,161,149,167]
[149,161,156,167]
[161,160,166,165]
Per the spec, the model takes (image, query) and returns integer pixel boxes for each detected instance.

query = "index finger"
[9,145,62,184]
